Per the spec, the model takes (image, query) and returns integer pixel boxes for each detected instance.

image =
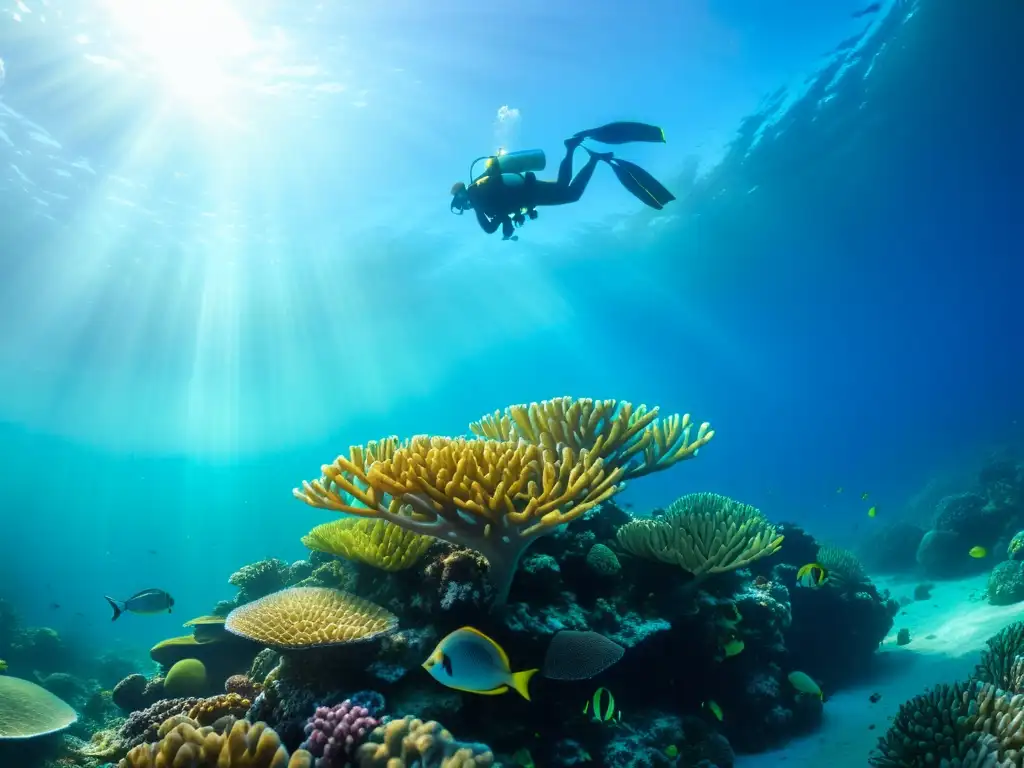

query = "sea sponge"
[164,659,208,697]
[224,587,398,650]
[468,396,714,479]
[976,622,1024,692]
[616,492,783,577]
[0,674,78,738]
[816,543,869,585]
[302,518,433,572]
[870,680,1024,766]
[354,716,493,767]
[187,693,251,726]
[118,716,313,768]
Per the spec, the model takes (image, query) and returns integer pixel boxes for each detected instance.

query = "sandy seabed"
[736,572,1024,767]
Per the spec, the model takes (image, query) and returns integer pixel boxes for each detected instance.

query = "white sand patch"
[736,573,1024,767]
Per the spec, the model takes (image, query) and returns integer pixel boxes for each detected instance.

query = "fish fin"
[104,596,123,622]
[455,626,511,669]
[608,157,676,206]
[445,683,509,696]
[572,121,666,145]
[511,668,539,701]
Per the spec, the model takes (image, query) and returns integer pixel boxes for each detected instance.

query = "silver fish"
[104,589,174,621]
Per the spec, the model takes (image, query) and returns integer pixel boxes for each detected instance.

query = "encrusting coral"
[225,587,398,650]
[295,397,714,603]
[118,715,313,768]
[616,492,783,578]
[354,716,493,767]
[302,518,434,572]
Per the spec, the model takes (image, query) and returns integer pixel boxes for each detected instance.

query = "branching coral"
[468,396,714,479]
[616,492,783,577]
[870,680,1024,766]
[976,621,1024,692]
[302,518,434,572]
[354,716,493,767]
[119,716,313,768]
[296,435,626,604]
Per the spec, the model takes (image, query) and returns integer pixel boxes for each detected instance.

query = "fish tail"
[510,668,539,701]
[104,596,123,622]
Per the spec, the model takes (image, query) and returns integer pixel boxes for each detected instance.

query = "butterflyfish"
[583,687,620,722]
[796,563,829,588]
[422,626,537,700]
[969,546,987,558]
[104,589,175,621]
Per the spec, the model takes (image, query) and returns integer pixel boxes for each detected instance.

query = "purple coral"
[300,699,378,767]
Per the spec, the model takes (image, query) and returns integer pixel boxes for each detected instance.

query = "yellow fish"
[703,700,724,721]
[861,492,870,500]
[969,546,987,559]
[422,626,537,700]
[788,670,823,700]
[796,562,829,588]
[867,506,877,518]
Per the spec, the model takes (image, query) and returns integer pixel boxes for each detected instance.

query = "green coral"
[302,518,434,571]
[163,659,207,697]
[615,492,783,577]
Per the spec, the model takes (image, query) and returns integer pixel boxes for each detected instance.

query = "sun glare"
[101,0,255,113]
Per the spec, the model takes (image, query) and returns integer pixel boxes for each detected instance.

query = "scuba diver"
[450,121,677,240]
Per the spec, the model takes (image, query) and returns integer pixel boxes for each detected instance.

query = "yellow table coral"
[295,397,714,604]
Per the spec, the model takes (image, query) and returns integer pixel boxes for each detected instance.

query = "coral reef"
[988,560,1024,605]
[302,518,434,571]
[354,716,493,767]
[0,674,77,738]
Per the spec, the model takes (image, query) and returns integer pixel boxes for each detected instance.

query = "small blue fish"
[422,626,537,700]
[104,589,174,621]
[583,687,621,722]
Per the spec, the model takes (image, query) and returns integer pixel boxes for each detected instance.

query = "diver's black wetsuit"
[468,137,601,238]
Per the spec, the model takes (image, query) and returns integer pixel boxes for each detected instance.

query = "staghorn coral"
[300,700,379,766]
[468,396,714,479]
[354,716,493,767]
[977,622,1024,691]
[302,518,434,572]
[118,716,313,768]
[225,587,398,650]
[616,492,783,578]
[816,543,869,585]
[187,693,251,726]
[870,680,1024,766]
[296,435,628,604]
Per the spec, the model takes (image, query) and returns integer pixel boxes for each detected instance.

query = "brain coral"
[0,675,78,739]
[225,587,398,649]
[164,658,208,697]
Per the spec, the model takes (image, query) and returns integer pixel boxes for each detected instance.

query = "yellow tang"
[969,546,987,559]
[867,506,877,518]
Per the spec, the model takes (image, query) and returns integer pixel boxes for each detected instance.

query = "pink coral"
[299,700,378,767]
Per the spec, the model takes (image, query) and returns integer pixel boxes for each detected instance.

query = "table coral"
[0,674,78,739]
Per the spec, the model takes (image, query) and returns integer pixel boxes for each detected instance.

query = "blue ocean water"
[0,0,1022,764]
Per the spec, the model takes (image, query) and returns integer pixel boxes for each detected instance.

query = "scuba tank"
[470,148,546,182]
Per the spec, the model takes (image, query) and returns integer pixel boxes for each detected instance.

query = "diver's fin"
[608,158,676,209]
[573,121,666,145]
[105,596,123,622]
[510,668,539,701]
